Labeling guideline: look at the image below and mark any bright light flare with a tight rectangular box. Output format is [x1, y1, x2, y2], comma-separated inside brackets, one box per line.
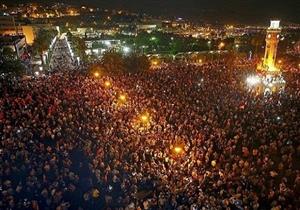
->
[218, 42, 225, 49]
[94, 72, 100, 77]
[246, 75, 261, 86]
[140, 114, 149, 123]
[123, 46, 130, 54]
[138, 111, 151, 124]
[151, 60, 158, 66]
[104, 81, 111, 88]
[174, 146, 183, 154]
[132, 111, 152, 131]
[119, 94, 126, 102]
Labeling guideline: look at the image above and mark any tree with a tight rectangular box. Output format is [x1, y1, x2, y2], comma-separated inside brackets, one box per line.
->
[125, 54, 150, 73]
[1, 47, 16, 60]
[67, 32, 88, 63]
[0, 47, 26, 76]
[32, 29, 56, 65]
[88, 62, 104, 76]
[101, 50, 125, 73]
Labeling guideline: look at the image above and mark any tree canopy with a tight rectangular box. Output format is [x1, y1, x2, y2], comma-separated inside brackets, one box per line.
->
[67, 32, 88, 62]
[0, 47, 26, 76]
[89, 51, 150, 75]
[32, 29, 57, 64]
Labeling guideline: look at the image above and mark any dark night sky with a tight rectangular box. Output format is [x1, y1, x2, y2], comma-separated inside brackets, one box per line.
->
[4, 0, 300, 24]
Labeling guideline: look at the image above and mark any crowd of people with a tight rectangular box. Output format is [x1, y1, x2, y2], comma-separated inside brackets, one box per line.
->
[1, 60, 300, 210]
[49, 36, 77, 72]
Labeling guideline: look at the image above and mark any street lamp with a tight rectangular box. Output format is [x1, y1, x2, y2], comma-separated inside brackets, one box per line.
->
[140, 114, 149, 123]
[118, 94, 127, 102]
[140, 111, 151, 123]
[104, 81, 111, 88]
[150, 36, 156, 41]
[218, 42, 225, 49]
[171, 144, 185, 157]
[174, 146, 183, 154]
[123, 46, 130, 54]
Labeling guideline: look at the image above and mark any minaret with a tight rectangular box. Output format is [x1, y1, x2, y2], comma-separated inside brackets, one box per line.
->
[262, 20, 281, 73]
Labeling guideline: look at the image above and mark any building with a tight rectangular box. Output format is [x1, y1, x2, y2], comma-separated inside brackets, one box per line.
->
[85, 39, 121, 56]
[0, 15, 22, 35]
[21, 25, 35, 45]
[0, 35, 27, 58]
[1, 15, 55, 46]
[262, 20, 282, 73]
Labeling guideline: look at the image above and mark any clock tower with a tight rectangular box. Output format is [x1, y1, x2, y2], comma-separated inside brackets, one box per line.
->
[262, 20, 281, 73]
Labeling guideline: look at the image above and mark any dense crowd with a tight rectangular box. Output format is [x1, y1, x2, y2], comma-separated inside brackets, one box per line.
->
[49, 36, 77, 72]
[1, 61, 300, 210]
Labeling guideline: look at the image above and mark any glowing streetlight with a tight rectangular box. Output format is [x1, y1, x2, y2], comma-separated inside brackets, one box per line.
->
[119, 94, 126, 102]
[151, 59, 159, 67]
[140, 114, 149, 123]
[94, 72, 100, 77]
[152, 60, 158, 65]
[150, 36, 156, 41]
[104, 81, 111, 88]
[171, 144, 185, 157]
[123, 46, 130, 54]
[174, 146, 183, 154]
[218, 42, 225, 49]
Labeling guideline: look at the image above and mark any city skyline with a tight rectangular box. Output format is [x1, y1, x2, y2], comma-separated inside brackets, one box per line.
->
[3, 0, 300, 24]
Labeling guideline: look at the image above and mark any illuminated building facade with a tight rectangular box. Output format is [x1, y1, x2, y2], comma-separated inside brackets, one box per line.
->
[248, 20, 286, 95]
[0, 15, 22, 35]
[261, 20, 281, 73]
